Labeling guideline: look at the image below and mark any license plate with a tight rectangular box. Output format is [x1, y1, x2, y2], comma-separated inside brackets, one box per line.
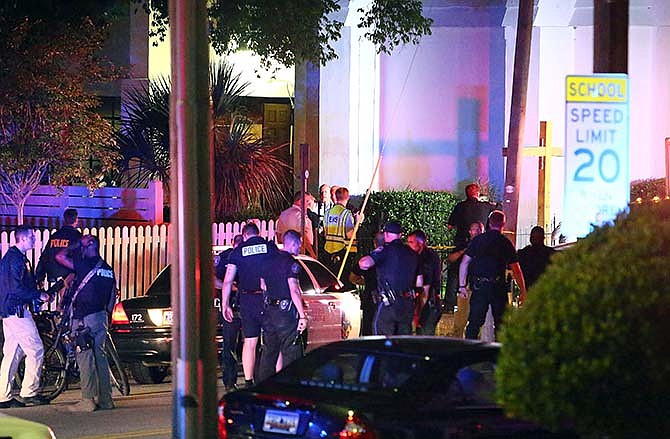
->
[262, 409, 299, 435]
[163, 310, 173, 326]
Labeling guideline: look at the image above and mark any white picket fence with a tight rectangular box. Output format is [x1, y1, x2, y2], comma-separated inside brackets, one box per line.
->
[0, 220, 278, 301]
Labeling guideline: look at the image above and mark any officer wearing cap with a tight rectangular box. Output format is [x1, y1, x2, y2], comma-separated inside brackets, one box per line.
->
[458, 210, 527, 340]
[215, 234, 243, 391]
[221, 222, 277, 387]
[256, 230, 308, 382]
[359, 221, 420, 336]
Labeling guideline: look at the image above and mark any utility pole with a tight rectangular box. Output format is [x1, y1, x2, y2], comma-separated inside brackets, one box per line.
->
[502, 0, 533, 243]
[594, 0, 628, 73]
[169, 0, 216, 438]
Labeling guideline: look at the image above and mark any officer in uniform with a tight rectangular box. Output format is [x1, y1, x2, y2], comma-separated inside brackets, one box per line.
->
[359, 221, 420, 336]
[35, 208, 82, 304]
[56, 235, 117, 411]
[214, 234, 243, 390]
[0, 225, 51, 408]
[257, 230, 307, 382]
[458, 211, 527, 340]
[221, 222, 277, 387]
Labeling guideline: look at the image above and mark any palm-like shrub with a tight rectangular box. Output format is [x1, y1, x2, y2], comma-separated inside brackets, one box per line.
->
[496, 202, 670, 438]
[113, 60, 290, 220]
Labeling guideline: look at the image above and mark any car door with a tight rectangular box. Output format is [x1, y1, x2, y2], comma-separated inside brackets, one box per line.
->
[297, 258, 360, 350]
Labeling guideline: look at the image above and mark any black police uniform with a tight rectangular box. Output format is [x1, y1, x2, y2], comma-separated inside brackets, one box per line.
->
[256, 250, 302, 382]
[228, 236, 277, 339]
[370, 239, 420, 336]
[350, 262, 377, 336]
[35, 225, 82, 284]
[416, 246, 442, 335]
[464, 229, 518, 339]
[215, 247, 241, 388]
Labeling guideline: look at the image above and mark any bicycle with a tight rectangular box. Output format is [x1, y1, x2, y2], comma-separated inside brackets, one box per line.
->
[32, 310, 131, 401]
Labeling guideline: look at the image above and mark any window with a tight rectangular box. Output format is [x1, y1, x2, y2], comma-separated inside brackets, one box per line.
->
[446, 361, 497, 404]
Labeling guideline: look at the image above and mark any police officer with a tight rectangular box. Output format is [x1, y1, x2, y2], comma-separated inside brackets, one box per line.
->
[35, 208, 82, 303]
[215, 234, 243, 391]
[0, 225, 51, 408]
[359, 221, 420, 336]
[257, 230, 307, 382]
[221, 222, 277, 387]
[350, 232, 385, 336]
[56, 235, 117, 411]
[458, 211, 527, 340]
[407, 229, 442, 335]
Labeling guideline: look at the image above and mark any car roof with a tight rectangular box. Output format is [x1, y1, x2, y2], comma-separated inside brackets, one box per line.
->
[317, 336, 500, 357]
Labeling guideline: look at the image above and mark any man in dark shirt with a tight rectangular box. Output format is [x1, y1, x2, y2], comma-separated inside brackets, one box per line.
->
[458, 211, 527, 340]
[221, 222, 277, 387]
[56, 234, 117, 411]
[35, 208, 81, 303]
[359, 221, 420, 336]
[448, 184, 496, 248]
[350, 232, 384, 336]
[0, 225, 51, 408]
[214, 234, 243, 390]
[257, 230, 308, 382]
[518, 226, 556, 289]
[407, 229, 442, 335]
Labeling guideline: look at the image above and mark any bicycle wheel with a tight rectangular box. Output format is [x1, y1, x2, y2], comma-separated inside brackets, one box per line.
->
[38, 336, 67, 401]
[106, 333, 130, 396]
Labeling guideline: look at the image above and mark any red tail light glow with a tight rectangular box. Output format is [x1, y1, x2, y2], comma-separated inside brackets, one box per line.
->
[217, 400, 227, 439]
[339, 410, 376, 439]
[111, 302, 129, 325]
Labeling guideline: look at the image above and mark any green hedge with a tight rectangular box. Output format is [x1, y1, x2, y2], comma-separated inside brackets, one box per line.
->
[496, 201, 670, 438]
[354, 190, 458, 254]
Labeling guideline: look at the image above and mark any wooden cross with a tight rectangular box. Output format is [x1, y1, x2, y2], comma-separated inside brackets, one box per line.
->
[522, 121, 563, 232]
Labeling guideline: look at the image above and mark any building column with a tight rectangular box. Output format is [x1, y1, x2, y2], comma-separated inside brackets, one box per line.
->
[294, 61, 320, 195]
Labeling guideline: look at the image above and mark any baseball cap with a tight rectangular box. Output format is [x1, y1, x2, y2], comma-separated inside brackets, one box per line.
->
[383, 221, 402, 234]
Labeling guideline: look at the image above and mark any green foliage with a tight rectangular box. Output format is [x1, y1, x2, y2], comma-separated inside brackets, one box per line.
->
[0, 16, 120, 222]
[135, 0, 432, 68]
[496, 202, 670, 438]
[357, 190, 457, 254]
[630, 177, 666, 200]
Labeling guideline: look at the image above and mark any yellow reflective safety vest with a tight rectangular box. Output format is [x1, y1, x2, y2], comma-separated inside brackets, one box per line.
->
[323, 204, 357, 254]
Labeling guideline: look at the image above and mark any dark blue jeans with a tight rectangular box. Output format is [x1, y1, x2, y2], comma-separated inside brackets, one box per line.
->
[465, 278, 507, 340]
[219, 313, 241, 387]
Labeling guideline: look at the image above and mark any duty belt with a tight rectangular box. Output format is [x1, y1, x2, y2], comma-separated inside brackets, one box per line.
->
[471, 275, 503, 283]
[240, 290, 263, 295]
[265, 297, 292, 311]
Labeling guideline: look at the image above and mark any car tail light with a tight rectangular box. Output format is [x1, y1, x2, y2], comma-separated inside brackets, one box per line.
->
[339, 410, 376, 439]
[217, 400, 227, 439]
[111, 302, 130, 325]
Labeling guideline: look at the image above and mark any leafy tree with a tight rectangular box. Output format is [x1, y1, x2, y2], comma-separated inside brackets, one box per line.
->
[114, 60, 290, 221]
[0, 17, 120, 224]
[134, 0, 433, 68]
[496, 202, 670, 438]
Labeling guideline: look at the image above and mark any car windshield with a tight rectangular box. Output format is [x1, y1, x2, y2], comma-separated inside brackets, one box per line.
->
[147, 267, 170, 296]
[274, 347, 498, 404]
[299, 260, 342, 293]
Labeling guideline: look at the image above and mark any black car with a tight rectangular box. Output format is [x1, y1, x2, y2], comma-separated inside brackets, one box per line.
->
[218, 337, 574, 438]
[110, 255, 361, 384]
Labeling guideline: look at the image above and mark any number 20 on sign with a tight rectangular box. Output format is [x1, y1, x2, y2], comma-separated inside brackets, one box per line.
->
[563, 74, 630, 240]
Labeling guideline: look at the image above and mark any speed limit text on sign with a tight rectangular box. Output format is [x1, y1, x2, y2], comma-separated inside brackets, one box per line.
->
[563, 74, 629, 240]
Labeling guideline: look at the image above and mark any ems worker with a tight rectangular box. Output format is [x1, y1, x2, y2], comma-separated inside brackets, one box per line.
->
[56, 235, 117, 411]
[215, 234, 243, 391]
[323, 187, 362, 277]
[257, 230, 307, 382]
[458, 211, 527, 341]
[221, 223, 277, 387]
[35, 208, 82, 303]
[0, 225, 51, 408]
[359, 221, 420, 336]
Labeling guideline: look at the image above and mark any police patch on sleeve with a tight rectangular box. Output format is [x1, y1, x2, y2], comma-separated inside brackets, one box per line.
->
[290, 262, 301, 275]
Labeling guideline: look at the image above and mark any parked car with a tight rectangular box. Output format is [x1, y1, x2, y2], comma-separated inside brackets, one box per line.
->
[218, 336, 576, 439]
[110, 255, 361, 384]
[0, 413, 57, 439]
